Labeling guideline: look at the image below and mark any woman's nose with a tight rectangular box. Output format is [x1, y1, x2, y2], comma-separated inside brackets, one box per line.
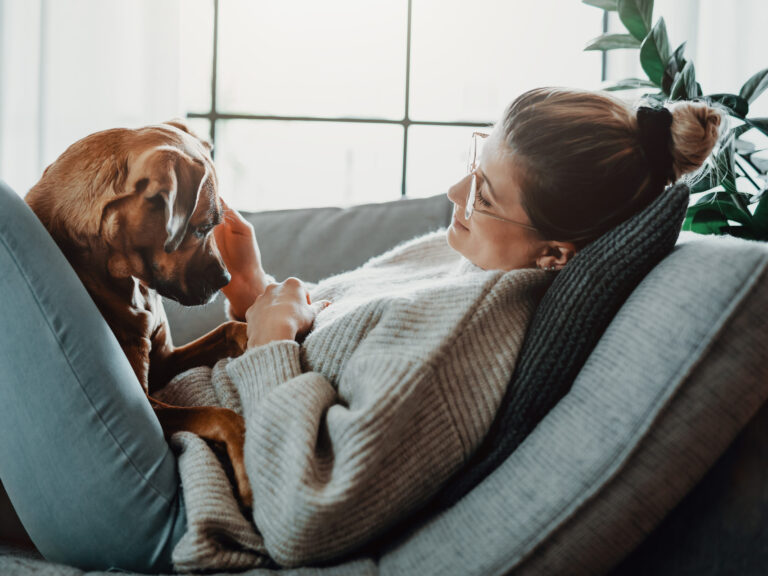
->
[447, 173, 471, 206]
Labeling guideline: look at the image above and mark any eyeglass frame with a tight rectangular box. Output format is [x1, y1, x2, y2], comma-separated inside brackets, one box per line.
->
[465, 131, 539, 232]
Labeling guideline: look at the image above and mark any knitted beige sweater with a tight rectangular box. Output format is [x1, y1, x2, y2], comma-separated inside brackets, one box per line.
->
[157, 230, 551, 572]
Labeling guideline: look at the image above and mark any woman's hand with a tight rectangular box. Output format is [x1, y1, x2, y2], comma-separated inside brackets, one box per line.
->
[244, 278, 329, 349]
[214, 197, 271, 320]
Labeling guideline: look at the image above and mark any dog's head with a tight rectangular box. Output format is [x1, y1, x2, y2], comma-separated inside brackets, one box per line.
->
[28, 120, 231, 306]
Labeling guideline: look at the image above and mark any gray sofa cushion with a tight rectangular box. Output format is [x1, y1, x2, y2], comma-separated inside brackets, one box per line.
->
[378, 233, 768, 575]
[164, 195, 452, 345]
[611, 307, 768, 575]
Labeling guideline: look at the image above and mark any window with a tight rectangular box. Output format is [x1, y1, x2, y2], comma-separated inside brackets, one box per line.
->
[183, 0, 604, 210]
[0, 0, 603, 207]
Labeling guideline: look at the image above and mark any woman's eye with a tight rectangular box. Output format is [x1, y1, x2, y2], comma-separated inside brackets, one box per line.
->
[477, 188, 492, 208]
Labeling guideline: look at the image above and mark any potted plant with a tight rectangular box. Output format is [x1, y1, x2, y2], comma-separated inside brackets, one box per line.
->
[583, 0, 768, 240]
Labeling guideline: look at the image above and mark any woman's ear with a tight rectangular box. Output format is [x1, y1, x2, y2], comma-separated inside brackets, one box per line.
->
[535, 241, 577, 271]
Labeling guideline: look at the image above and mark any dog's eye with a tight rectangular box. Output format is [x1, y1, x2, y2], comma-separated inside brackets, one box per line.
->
[193, 226, 213, 239]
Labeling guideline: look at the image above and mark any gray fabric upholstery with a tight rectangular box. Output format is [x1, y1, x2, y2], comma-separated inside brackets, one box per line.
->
[164, 195, 452, 345]
[516, 243, 768, 575]
[610, 271, 768, 575]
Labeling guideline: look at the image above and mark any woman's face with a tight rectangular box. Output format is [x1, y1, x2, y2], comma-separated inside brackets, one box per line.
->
[446, 132, 555, 271]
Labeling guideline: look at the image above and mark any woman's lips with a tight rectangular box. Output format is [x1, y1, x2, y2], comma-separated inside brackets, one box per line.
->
[452, 215, 469, 231]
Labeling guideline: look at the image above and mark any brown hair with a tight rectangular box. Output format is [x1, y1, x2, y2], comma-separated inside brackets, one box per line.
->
[498, 87, 722, 246]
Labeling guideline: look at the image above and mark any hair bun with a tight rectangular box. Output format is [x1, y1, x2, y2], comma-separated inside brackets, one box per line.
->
[667, 101, 722, 179]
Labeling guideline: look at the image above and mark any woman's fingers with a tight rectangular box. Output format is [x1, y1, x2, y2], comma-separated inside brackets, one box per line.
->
[311, 300, 332, 312]
[246, 279, 331, 346]
[278, 277, 309, 303]
[217, 196, 255, 237]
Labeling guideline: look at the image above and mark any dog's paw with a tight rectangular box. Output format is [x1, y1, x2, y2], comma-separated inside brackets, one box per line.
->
[222, 409, 253, 508]
[223, 321, 249, 357]
[237, 471, 254, 509]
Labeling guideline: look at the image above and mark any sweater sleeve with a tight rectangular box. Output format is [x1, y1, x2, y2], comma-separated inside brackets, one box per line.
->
[224, 340, 468, 567]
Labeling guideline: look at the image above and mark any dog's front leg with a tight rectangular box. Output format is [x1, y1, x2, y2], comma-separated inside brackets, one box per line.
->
[154, 403, 252, 507]
[148, 321, 248, 393]
[123, 337, 152, 394]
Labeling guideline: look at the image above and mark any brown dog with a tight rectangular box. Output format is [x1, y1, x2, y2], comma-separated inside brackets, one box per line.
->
[25, 120, 252, 506]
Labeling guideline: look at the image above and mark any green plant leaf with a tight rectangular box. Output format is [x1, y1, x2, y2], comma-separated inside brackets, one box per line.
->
[739, 68, 768, 104]
[684, 195, 756, 236]
[707, 130, 738, 194]
[639, 17, 671, 86]
[601, 78, 657, 91]
[683, 207, 729, 235]
[689, 167, 719, 193]
[746, 117, 768, 137]
[618, 0, 654, 41]
[662, 42, 686, 95]
[642, 91, 667, 105]
[582, 0, 619, 10]
[721, 225, 760, 240]
[585, 33, 642, 50]
[733, 122, 754, 139]
[707, 93, 749, 119]
[753, 192, 768, 236]
[692, 192, 754, 226]
[669, 60, 697, 101]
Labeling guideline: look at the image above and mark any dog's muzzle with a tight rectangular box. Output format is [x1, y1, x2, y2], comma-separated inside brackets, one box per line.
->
[156, 264, 231, 306]
[203, 263, 232, 294]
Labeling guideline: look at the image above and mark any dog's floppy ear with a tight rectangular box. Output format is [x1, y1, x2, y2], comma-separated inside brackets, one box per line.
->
[164, 118, 194, 134]
[164, 119, 213, 152]
[133, 146, 207, 252]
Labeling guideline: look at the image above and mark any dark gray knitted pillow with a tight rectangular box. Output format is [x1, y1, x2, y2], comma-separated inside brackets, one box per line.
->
[437, 182, 691, 508]
[370, 183, 690, 555]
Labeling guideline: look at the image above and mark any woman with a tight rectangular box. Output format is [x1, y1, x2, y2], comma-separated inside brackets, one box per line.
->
[164, 87, 721, 570]
[0, 87, 721, 572]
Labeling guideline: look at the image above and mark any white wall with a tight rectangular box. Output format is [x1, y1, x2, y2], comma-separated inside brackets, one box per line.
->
[0, 0, 188, 196]
[606, 0, 768, 117]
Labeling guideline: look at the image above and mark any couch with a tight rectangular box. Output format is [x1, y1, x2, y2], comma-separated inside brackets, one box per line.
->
[1, 184, 768, 575]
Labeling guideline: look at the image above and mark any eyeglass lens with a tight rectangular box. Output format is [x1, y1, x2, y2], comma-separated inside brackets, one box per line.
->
[465, 133, 486, 220]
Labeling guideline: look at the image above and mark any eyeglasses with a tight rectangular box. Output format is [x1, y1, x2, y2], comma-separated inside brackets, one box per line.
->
[465, 131, 538, 232]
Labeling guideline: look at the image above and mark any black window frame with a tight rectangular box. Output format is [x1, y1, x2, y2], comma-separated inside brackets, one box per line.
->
[187, 0, 608, 198]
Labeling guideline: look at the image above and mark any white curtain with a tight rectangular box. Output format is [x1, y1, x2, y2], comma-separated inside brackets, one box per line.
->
[0, 0, 186, 196]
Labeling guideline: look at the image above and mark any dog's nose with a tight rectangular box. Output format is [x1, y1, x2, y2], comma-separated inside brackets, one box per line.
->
[206, 264, 231, 291]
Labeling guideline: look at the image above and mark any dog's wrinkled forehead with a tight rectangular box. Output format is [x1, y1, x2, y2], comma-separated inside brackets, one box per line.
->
[130, 123, 213, 170]
[125, 123, 220, 252]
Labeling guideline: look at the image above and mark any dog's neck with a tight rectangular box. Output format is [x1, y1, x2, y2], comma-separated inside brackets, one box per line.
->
[58, 236, 159, 337]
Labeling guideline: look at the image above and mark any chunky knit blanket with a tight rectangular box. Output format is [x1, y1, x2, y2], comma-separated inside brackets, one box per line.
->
[156, 230, 552, 572]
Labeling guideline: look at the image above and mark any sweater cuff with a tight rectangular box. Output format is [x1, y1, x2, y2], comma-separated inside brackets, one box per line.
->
[226, 340, 302, 410]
